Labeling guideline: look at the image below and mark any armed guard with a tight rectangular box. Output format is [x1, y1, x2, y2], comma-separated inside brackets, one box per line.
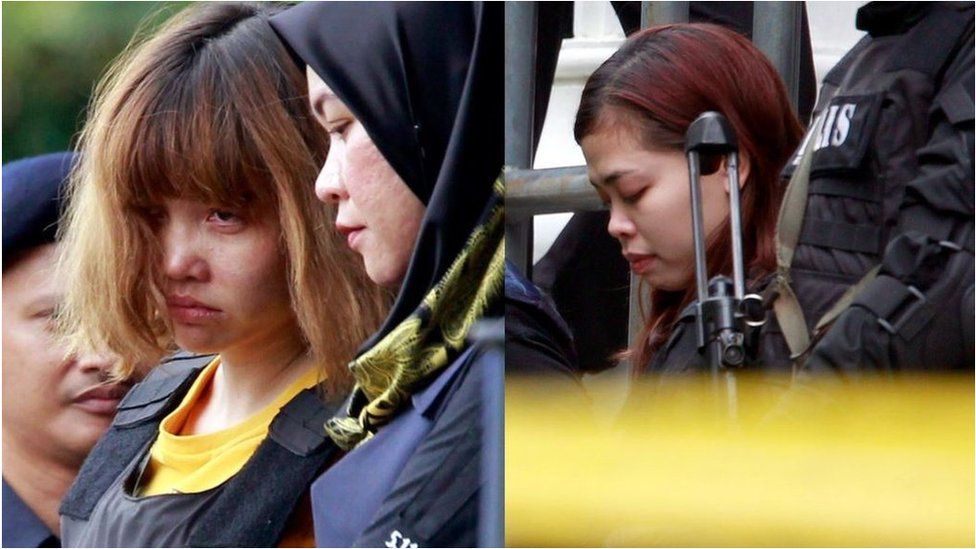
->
[772, 2, 974, 374]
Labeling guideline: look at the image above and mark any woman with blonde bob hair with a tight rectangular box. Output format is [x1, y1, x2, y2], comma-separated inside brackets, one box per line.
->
[56, 3, 387, 546]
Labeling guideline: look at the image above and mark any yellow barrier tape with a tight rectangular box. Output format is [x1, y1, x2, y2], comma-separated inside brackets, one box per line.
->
[506, 375, 974, 547]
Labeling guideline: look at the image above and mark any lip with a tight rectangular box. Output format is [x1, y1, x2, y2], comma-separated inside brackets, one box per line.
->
[167, 295, 222, 324]
[335, 223, 366, 251]
[73, 382, 131, 416]
[624, 252, 657, 275]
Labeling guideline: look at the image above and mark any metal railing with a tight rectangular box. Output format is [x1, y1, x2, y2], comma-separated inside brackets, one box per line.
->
[504, 1, 804, 349]
[504, 1, 538, 276]
[506, 166, 599, 218]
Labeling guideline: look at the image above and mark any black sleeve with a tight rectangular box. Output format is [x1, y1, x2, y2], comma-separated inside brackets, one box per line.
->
[898, 24, 975, 233]
[505, 298, 582, 387]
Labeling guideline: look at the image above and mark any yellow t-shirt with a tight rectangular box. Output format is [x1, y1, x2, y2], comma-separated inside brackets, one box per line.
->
[140, 357, 321, 496]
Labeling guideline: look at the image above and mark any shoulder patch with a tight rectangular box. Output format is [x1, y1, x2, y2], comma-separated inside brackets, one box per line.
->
[809, 94, 884, 176]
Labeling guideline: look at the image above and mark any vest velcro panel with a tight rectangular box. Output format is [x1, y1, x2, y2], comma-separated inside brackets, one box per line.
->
[59, 353, 210, 520]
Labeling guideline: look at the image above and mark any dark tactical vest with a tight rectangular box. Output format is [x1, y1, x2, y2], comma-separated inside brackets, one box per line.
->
[60, 352, 344, 547]
[772, 2, 974, 369]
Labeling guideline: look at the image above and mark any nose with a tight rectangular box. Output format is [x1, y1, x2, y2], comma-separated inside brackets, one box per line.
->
[607, 204, 636, 241]
[315, 145, 347, 204]
[162, 224, 209, 282]
[76, 351, 116, 380]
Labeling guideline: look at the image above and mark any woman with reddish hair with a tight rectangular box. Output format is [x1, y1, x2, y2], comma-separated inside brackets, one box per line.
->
[575, 23, 803, 375]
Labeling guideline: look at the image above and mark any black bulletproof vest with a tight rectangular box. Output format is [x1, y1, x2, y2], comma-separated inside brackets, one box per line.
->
[60, 353, 344, 547]
[782, 3, 974, 329]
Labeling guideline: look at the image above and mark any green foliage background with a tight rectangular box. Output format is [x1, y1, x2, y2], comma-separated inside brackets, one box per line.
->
[3, 1, 186, 164]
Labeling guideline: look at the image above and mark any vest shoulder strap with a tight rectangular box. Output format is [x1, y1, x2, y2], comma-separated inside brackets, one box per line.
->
[114, 352, 214, 427]
[773, 124, 819, 361]
[813, 265, 882, 334]
[59, 352, 210, 520]
[773, 124, 883, 365]
[189, 385, 346, 547]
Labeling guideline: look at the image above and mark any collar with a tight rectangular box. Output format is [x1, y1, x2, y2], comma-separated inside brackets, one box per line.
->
[856, 2, 930, 36]
[2, 478, 59, 547]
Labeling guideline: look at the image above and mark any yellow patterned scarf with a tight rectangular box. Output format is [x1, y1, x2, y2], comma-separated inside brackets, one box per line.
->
[325, 178, 505, 450]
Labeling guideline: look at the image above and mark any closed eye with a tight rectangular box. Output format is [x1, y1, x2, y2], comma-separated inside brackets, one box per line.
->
[621, 187, 646, 205]
[326, 119, 350, 139]
[33, 305, 62, 332]
[33, 307, 57, 320]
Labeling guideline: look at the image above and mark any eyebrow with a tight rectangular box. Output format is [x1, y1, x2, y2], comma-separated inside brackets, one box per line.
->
[591, 168, 634, 188]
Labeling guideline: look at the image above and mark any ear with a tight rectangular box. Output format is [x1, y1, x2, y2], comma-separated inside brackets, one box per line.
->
[721, 152, 751, 194]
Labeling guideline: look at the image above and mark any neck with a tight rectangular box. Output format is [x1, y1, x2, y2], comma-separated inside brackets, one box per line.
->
[184, 320, 314, 433]
[2, 431, 79, 536]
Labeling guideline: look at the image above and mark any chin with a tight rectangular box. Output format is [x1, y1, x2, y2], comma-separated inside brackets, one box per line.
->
[645, 274, 687, 293]
[59, 417, 113, 460]
[173, 331, 223, 355]
[364, 260, 405, 288]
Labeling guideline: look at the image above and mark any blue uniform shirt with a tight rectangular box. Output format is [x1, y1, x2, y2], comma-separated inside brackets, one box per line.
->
[3, 478, 59, 547]
[310, 346, 478, 547]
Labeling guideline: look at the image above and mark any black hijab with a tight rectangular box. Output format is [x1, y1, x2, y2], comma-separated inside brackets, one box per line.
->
[270, 2, 503, 350]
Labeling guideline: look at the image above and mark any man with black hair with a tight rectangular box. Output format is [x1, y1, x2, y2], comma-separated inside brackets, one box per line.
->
[2, 153, 127, 547]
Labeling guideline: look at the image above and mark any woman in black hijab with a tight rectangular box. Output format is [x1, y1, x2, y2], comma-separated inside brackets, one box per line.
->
[270, 3, 503, 547]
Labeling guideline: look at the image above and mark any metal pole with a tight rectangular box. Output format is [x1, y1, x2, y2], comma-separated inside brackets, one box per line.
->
[505, 166, 603, 218]
[504, 2, 538, 276]
[752, 1, 802, 110]
[473, 319, 505, 548]
[687, 150, 709, 305]
[641, 1, 689, 27]
[726, 152, 745, 300]
[628, 272, 648, 358]
[505, 220, 533, 276]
